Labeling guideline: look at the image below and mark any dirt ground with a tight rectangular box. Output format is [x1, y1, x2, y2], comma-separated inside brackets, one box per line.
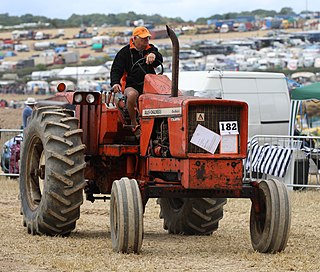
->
[1, 176, 320, 272]
[0, 94, 52, 131]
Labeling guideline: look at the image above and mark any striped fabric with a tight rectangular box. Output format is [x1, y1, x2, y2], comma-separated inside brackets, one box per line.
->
[289, 100, 301, 136]
[246, 142, 293, 178]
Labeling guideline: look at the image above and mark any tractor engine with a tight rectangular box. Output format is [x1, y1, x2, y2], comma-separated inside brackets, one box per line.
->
[151, 119, 170, 157]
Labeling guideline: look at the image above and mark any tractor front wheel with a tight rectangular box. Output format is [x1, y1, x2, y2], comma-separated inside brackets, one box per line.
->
[110, 177, 143, 253]
[250, 179, 291, 253]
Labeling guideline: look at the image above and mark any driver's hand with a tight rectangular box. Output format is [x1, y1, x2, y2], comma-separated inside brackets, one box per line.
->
[146, 53, 156, 65]
[112, 84, 121, 93]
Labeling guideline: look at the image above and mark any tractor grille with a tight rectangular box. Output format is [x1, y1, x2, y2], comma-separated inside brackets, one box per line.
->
[187, 104, 242, 154]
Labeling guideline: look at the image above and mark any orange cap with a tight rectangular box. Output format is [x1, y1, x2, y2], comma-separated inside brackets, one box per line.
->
[133, 26, 151, 38]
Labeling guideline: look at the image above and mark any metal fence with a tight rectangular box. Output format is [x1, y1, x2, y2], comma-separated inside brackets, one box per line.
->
[245, 135, 320, 190]
[0, 129, 23, 177]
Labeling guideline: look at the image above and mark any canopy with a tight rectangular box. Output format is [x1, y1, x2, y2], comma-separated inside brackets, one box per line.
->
[291, 82, 320, 100]
[57, 65, 108, 81]
[289, 82, 320, 135]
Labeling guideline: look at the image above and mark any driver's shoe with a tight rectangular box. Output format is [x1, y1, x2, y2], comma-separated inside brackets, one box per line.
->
[132, 125, 141, 141]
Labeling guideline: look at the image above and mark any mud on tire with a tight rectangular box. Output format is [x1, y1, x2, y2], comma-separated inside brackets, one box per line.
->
[110, 177, 143, 253]
[157, 197, 227, 235]
[250, 179, 291, 253]
[20, 106, 86, 236]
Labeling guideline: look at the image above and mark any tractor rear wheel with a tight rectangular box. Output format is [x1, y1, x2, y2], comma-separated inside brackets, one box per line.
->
[110, 177, 143, 253]
[157, 197, 227, 235]
[250, 179, 291, 253]
[20, 106, 86, 236]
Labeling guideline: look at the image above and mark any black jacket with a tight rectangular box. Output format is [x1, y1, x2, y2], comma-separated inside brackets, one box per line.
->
[110, 39, 163, 93]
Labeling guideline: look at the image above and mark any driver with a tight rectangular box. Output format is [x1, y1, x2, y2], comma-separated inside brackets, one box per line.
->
[110, 26, 163, 136]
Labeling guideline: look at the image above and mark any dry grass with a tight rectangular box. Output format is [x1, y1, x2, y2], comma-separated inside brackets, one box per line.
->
[1, 177, 320, 272]
[0, 94, 52, 129]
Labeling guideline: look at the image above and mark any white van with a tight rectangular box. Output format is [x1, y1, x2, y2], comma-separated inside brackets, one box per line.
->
[170, 71, 290, 138]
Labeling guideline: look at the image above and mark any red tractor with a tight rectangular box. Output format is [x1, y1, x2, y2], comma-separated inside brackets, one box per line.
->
[19, 26, 291, 254]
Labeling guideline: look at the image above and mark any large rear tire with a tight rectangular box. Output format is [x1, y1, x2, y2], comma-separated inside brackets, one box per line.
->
[250, 179, 291, 253]
[110, 177, 143, 253]
[20, 106, 86, 236]
[157, 197, 227, 235]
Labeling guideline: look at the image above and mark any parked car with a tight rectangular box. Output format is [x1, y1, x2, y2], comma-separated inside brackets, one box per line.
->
[1, 134, 23, 174]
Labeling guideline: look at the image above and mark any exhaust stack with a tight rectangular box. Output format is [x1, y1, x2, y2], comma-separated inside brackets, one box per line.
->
[166, 25, 179, 97]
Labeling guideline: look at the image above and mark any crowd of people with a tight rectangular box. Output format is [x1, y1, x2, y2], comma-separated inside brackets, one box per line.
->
[0, 83, 25, 94]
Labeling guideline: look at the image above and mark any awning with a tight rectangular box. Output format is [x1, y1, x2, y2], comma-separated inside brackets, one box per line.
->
[289, 82, 320, 135]
[291, 82, 320, 100]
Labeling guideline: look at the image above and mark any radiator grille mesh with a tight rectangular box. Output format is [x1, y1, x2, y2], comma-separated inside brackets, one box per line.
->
[188, 104, 241, 153]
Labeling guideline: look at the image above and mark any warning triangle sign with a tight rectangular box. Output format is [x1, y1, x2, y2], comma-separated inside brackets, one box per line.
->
[196, 113, 205, 121]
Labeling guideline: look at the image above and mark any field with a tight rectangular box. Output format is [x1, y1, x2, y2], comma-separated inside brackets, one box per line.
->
[1, 177, 320, 272]
[1, 96, 320, 271]
[0, 94, 51, 129]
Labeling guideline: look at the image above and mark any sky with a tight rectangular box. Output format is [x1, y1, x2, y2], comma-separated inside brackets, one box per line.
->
[1, 0, 318, 21]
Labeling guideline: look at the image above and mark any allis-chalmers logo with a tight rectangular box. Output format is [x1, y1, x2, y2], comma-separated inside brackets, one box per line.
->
[142, 107, 181, 117]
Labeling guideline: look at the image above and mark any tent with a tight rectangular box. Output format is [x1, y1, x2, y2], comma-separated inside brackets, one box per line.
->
[5, 51, 17, 57]
[291, 82, 320, 100]
[291, 72, 316, 84]
[54, 46, 66, 53]
[91, 43, 103, 52]
[289, 82, 320, 135]
[26, 80, 50, 94]
[57, 66, 108, 81]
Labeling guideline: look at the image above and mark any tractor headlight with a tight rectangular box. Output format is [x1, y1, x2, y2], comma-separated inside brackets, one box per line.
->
[74, 94, 83, 103]
[86, 94, 95, 104]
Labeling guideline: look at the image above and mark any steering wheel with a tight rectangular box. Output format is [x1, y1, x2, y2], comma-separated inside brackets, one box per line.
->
[131, 57, 164, 76]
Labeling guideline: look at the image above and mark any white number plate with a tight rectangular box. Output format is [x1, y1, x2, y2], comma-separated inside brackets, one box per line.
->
[219, 121, 238, 135]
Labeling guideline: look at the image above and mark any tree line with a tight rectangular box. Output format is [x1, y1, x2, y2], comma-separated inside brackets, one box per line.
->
[0, 7, 310, 28]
